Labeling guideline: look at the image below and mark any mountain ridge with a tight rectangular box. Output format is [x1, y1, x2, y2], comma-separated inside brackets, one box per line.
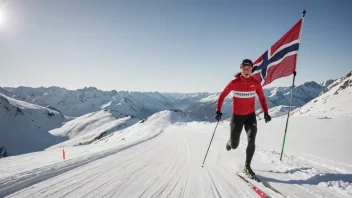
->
[0, 78, 335, 121]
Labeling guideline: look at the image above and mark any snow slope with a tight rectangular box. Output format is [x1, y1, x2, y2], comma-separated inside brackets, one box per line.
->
[95, 109, 194, 145]
[48, 110, 140, 148]
[1, 110, 351, 197]
[293, 71, 352, 116]
[0, 94, 67, 156]
[0, 109, 195, 197]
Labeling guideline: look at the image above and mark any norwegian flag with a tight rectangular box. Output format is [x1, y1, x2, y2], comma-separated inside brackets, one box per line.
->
[252, 19, 303, 86]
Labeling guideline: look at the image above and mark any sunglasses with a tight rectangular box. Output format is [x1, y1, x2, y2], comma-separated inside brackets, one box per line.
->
[241, 65, 253, 70]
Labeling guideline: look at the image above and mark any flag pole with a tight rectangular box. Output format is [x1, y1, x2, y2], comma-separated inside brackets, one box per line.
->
[280, 10, 306, 161]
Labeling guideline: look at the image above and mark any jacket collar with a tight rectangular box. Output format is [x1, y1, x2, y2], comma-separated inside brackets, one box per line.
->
[239, 75, 252, 81]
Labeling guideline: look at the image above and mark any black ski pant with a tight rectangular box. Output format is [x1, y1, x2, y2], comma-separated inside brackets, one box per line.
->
[229, 112, 257, 165]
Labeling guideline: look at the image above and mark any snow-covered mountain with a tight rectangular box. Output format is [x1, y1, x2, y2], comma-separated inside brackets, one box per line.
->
[0, 87, 12, 97]
[0, 94, 68, 156]
[3, 86, 174, 119]
[293, 71, 352, 116]
[49, 110, 140, 148]
[0, 78, 334, 123]
[161, 92, 215, 110]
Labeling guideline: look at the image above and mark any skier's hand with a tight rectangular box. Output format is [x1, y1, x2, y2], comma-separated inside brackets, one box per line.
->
[264, 113, 271, 123]
[215, 111, 222, 121]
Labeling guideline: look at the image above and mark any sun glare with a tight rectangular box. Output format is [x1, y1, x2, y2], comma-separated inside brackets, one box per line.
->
[0, 10, 5, 27]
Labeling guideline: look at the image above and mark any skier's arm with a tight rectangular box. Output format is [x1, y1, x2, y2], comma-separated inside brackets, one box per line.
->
[256, 84, 269, 114]
[216, 81, 233, 112]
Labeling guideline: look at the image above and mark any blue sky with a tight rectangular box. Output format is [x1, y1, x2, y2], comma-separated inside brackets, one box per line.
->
[0, 0, 351, 93]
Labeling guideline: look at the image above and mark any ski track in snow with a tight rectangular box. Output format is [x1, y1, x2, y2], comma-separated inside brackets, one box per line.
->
[3, 124, 351, 198]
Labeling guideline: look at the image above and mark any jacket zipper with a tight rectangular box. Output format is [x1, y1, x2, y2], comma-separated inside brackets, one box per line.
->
[246, 79, 248, 91]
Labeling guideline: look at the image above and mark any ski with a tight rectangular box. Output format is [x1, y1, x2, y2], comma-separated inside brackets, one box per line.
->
[252, 175, 286, 197]
[236, 173, 269, 198]
[229, 165, 286, 197]
[242, 171, 286, 197]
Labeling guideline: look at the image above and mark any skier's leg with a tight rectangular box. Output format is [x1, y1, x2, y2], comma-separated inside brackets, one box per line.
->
[244, 113, 257, 165]
[242, 113, 258, 177]
[229, 114, 244, 149]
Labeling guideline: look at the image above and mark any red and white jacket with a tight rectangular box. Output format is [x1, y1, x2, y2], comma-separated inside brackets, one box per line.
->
[216, 75, 269, 115]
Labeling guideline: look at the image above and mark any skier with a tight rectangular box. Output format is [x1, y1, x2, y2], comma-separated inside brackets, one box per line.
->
[215, 59, 271, 178]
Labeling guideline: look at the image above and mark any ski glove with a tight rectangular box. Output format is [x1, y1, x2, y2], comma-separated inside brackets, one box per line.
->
[264, 113, 271, 123]
[215, 111, 222, 121]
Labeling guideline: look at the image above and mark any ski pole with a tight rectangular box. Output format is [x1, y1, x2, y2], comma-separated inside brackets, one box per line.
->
[201, 120, 220, 167]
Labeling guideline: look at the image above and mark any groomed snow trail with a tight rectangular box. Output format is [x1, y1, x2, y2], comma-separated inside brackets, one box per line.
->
[6, 124, 348, 198]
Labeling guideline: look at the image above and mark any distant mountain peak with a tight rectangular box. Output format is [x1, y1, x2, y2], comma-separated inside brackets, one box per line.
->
[78, 87, 99, 92]
[319, 79, 335, 87]
[302, 81, 321, 89]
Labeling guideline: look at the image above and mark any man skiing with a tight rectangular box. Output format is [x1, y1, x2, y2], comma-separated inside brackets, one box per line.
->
[215, 59, 271, 178]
